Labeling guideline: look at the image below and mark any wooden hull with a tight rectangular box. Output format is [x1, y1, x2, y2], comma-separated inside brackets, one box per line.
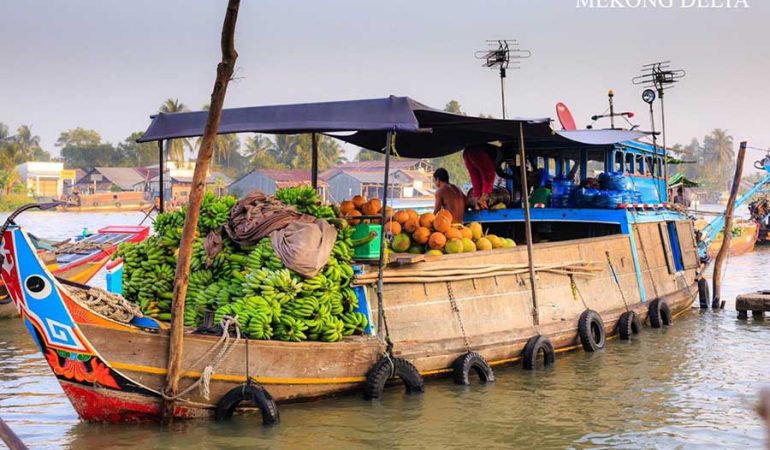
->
[0, 219, 700, 422]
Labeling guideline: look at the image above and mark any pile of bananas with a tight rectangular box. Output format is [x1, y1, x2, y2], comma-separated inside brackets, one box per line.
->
[114, 187, 367, 343]
[275, 185, 336, 219]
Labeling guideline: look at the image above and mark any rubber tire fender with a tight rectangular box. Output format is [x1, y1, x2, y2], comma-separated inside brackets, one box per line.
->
[364, 356, 425, 400]
[522, 335, 555, 370]
[698, 278, 710, 308]
[617, 311, 642, 340]
[451, 352, 495, 385]
[648, 299, 672, 328]
[215, 383, 280, 425]
[578, 309, 606, 352]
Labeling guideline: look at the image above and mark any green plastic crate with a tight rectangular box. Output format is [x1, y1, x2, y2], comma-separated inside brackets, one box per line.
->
[351, 223, 382, 260]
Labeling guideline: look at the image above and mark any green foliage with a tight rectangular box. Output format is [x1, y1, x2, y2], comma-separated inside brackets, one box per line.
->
[431, 100, 470, 186]
[242, 133, 346, 171]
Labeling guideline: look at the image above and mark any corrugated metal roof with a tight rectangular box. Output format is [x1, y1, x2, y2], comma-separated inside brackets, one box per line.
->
[333, 171, 403, 184]
[76, 167, 145, 191]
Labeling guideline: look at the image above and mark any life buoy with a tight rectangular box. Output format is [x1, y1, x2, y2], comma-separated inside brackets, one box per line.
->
[698, 278, 710, 309]
[214, 383, 280, 425]
[451, 352, 495, 385]
[617, 311, 642, 340]
[363, 356, 424, 400]
[521, 335, 555, 370]
[578, 309, 606, 352]
[648, 299, 672, 328]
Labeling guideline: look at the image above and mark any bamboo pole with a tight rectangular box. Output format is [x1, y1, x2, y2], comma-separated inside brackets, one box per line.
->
[712, 141, 746, 309]
[0, 418, 27, 450]
[518, 123, 539, 326]
[311, 133, 318, 190]
[162, 0, 241, 423]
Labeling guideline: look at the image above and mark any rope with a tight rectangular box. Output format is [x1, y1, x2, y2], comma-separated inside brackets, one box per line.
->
[54, 240, 111, 256]
[156, 316, 242, 402]
[69, 286, 142, 323]
[446, 281, 470, 352]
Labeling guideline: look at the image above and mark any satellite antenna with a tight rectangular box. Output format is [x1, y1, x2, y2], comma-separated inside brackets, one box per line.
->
[555, 102, 577, 131]
[632, 61, 686, 182]
[475, 40, 531, 119]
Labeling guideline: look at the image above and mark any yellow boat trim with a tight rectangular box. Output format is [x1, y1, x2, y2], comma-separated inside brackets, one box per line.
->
[109, 361, 366, 385]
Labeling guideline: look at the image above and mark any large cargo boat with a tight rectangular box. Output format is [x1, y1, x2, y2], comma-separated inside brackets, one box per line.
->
[0, 97, 709, 422]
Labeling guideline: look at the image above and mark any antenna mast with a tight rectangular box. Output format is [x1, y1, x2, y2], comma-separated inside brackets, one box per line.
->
[632, 61, 686, 183]
[475, 40, 531, 119]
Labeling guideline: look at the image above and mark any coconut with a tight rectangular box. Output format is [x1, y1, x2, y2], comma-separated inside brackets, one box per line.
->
[361, 199, 381, 216]
[469, 222, 483, 240]
[428, 232, 447, 250]
[391, 233, 412, 253]
[445, 238, 463, 254]
[408, 244, 424, 254]
[476, 237, 493, 251]
[351, 195, 367, 209]
[393, 210, 410, 225]
[425, 249, 443, 256]
[413, 226, 431, 244]
[384, 220, 401, 236]
[433, 210, 453, 232]
[459, 226, 473, 240]
[339, 200, 356, 216]
[461, 238, 476, 252]
[406, 209, 419, 224]
[346, 209, 362, 225]
[506, 238, 517, 248]
[419, 213, 435, 229]
[445, 227, 463, 240]
[403, 218, 419, 234]
[487, 234, 503, 249]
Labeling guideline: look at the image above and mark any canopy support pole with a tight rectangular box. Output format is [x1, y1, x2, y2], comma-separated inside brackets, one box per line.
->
[518, 123, 539, 326]
[158, 140, 165, 213]
[376, 132, 393, 344]
[162, 0, 241, 423]
[311, 133, 319, 190]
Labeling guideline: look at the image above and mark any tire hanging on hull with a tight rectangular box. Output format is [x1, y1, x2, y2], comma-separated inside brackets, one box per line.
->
[648, 299, 672, 328]
[215, 383, 280, 425]
[521, 335, 555, 370]
[363, 356, 425, 400]
[617, 311, 642, 340]
[451, 352, 495, 385]
[578, 310, 606, 352]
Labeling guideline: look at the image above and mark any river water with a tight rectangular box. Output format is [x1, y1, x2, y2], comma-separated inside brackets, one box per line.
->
[1, 211, 769, 449]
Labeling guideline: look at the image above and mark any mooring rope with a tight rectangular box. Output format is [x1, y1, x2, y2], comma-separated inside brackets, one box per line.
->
[69, 286, 142, 323]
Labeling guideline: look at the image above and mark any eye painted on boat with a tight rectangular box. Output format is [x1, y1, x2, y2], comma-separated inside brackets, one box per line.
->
[24, 275, 52, 300]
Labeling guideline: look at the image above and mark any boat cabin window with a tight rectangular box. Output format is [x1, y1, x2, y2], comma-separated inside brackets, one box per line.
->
[586, 150, 605, 178]
[625, 153, 634, 173]
[482, 221, 622, 244]
[614, 151, 624, 173]
[635, 155, 644, 175]
[645, 156, 655, 176]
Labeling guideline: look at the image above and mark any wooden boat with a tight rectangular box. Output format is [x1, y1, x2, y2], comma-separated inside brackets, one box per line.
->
[0, 226, 148, 318]
[696, 219, 758, 258]
[0, 97, 707, 423]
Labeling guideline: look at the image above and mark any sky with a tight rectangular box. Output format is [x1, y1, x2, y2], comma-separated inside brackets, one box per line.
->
[2, 0, 768, 169]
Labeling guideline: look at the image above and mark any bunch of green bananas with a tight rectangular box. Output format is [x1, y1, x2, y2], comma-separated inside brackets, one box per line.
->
[197, 192, 236, 234]
[275, 186, 336, 219]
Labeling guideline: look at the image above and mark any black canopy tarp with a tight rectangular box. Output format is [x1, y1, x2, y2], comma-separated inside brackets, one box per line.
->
[137, 95, 646, 158]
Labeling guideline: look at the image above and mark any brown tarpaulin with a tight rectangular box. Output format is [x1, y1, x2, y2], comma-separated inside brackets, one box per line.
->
[224, 190, 312, 246]
[271, 219, 337, 277]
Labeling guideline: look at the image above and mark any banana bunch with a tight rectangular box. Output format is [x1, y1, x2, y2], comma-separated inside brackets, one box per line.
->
[198, 192, 236, 234]
[275, 186, 337, 219]
[274, 315, 309, 342]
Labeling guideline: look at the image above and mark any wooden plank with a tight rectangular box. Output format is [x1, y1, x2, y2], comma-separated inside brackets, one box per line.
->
[676, 221, 700, 269]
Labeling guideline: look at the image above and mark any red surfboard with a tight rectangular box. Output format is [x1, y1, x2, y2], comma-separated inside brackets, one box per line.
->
[556, 102, 577, 131]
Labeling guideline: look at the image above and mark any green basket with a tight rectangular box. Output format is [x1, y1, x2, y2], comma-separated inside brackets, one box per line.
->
[352, 223, 382, 260]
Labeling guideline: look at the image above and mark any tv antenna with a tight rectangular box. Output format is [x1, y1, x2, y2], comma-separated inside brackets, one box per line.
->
[475, 40, 531, 119]
[632, 61, 686, 183]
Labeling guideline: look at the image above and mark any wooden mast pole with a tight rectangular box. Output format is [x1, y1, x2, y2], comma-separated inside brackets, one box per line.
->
[162, 0, 241, 422]
[712, 141, 746, 309]
[311, 133, 319, 190]
[518, 123, 539, 325]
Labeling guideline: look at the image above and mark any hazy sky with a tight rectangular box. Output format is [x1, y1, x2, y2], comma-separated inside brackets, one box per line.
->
[2, 0, 768, 168]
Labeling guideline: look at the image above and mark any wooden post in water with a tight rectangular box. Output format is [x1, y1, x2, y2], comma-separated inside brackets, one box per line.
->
[162, 0, 241, 422]
[0, 418, 27, 450]
[712, 141, 746, 309]
[518, 123, 539, 326]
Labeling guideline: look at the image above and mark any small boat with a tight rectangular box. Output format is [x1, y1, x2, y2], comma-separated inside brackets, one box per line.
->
[706, 220, 758, 258]
[0, 97, 708, 422]
[0, 225, 149, 318]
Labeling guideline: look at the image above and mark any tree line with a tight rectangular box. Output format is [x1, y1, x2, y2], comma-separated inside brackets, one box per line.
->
[672, 128, 740, 192]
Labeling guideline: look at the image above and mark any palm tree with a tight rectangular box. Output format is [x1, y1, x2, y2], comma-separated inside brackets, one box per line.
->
[244, 134, 283, 169]
[159, 98, 193, 163]
[704, 129, 734, 188]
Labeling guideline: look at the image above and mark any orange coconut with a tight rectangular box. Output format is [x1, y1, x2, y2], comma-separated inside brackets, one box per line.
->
[433, 209, 453, 233]
[393, 210, 410, 225]
[428, 232, 447, 250]
[419, 212, 435, 229]
[351, 195, 367, 210]
[346, 209, 362, 225]
[339, 200, 356, 216]
[445, 227, 463, 240]
[413, 226, 431, 244]
[384, 220, 402, 235]
[403, 218, 419, 234]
